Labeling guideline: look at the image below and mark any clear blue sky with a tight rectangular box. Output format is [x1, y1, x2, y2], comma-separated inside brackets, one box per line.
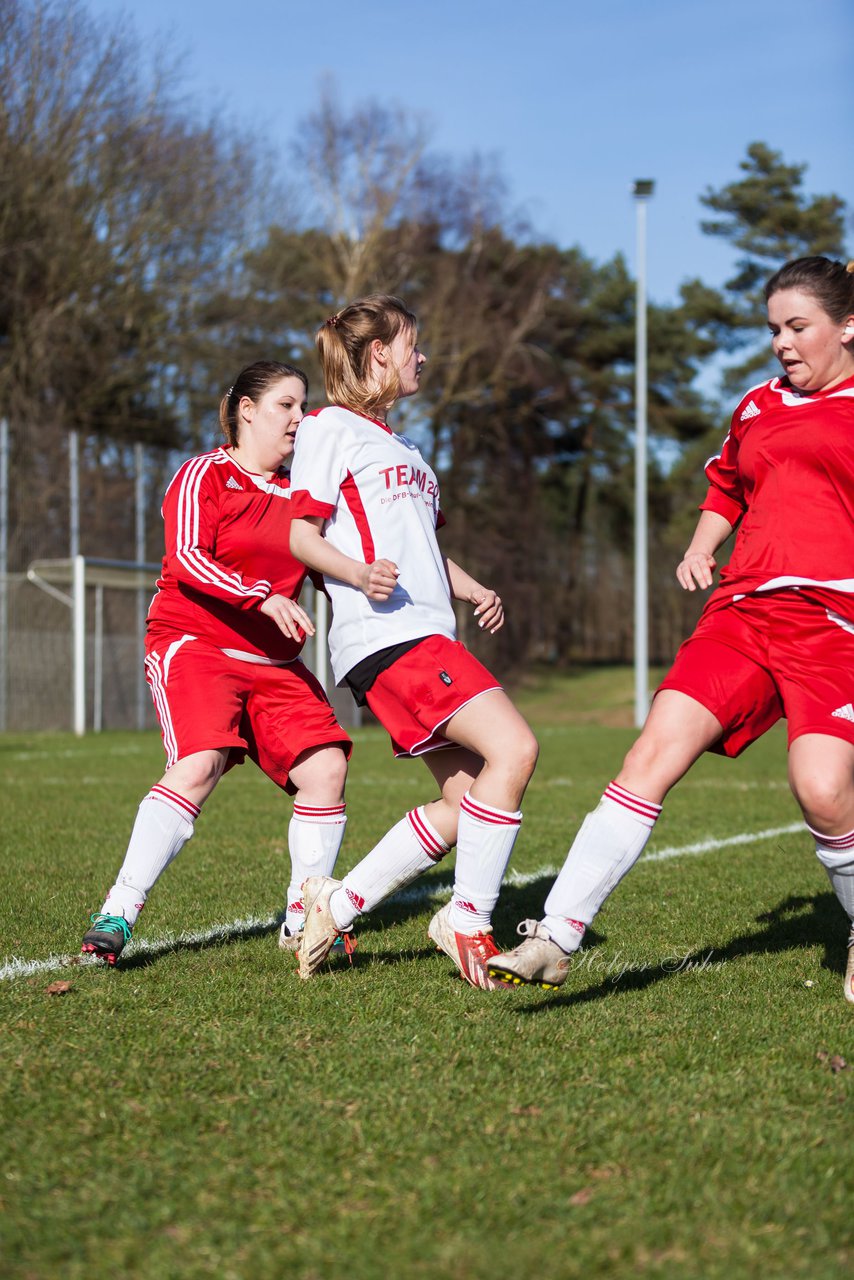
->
[92, 0, 853, 304]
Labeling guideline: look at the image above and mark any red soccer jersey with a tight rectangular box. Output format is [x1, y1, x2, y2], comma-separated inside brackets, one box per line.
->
[147, 447, 310, 660]
[700, 372, 854, 618]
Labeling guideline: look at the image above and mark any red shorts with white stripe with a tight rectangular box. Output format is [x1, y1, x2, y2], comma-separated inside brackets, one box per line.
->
[658, 592, 854, 757]
[144, 631, 351, 792]
[365, 634, 502, 757]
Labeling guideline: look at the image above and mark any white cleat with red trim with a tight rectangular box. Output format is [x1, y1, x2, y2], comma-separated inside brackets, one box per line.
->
[298, 877, 357, 978]
[427, 902, 512, 991]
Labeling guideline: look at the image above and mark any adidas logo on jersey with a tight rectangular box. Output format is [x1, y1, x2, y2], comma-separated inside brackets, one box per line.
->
[226, 476, 242, 490]
[831, 703, 854, 723]
[740, 400, 760, 421]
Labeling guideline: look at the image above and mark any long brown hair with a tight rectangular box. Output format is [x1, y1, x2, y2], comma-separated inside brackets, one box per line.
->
[316, 294, 417, 417]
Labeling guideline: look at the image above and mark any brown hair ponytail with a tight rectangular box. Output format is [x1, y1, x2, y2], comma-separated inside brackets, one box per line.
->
[316, 294, 417, 417]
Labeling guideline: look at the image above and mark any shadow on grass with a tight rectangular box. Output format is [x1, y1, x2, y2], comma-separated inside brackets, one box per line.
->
[110, 882, 844, 999]
[116, 917, 282, 971]
[111, 873, 564, 972]
[512, 890, 846, 1014]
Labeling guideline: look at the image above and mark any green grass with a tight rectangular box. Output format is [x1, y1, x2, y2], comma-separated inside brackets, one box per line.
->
[1, 668, 851, 1279]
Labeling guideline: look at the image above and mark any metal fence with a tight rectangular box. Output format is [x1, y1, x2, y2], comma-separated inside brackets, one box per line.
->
[0, 423, 349, 734]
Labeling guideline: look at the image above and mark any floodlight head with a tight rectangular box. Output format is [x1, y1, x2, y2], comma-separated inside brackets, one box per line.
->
[632, 179, 655, 199]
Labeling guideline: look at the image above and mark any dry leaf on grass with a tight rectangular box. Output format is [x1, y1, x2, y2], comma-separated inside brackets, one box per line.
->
[44, 981, 73, 996]
[569, 1187, 595, 1206]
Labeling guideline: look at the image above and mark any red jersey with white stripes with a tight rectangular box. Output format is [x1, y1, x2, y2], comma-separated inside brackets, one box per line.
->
[700, 372, 854, 619]
[147, 447, 308, 661]
[289, 405, 456, 683]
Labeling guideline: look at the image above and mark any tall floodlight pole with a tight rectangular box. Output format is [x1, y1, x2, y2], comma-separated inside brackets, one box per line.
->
[135, 443, 147, 730]
[69, 430, 81, 731]
[69, 430, 80, 558]
[632, 180, 654, 729]
[0, 419, 8, 731]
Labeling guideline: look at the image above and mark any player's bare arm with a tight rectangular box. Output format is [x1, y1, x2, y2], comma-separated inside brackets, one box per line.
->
[444, 557, 504, 633]
[676, 511, 734, 592]
[291, 515, 399, 602]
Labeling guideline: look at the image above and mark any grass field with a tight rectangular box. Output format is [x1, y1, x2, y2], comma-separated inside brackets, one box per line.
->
[1, 668, 851, 1279]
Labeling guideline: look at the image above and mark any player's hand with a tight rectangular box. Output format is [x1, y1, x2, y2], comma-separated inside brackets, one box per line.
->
[359, 559, 399, 601]
[676, 551, 716, 591]
[260, 593, 316, 639]
[471, 586, 504, 634]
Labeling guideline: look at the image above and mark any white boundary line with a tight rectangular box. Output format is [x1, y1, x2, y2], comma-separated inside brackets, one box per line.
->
[644, 821, 802, 863]
[0, 822, 805, 983]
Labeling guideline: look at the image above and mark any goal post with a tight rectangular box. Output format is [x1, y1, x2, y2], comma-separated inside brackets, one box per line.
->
[23, 556, 333, 735]
[27, 556, 161, 736]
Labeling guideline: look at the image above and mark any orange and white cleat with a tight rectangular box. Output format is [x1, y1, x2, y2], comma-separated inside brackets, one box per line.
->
[427, 902, 512, 991]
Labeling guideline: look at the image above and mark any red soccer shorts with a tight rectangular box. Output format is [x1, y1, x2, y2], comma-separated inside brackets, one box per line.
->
[365, 634, 502, 757]
[144, 632, 351, 792]
[658, 592, 854, 757]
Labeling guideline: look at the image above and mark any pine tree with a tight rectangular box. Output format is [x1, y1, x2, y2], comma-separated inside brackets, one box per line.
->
[687, 142, 849, 389]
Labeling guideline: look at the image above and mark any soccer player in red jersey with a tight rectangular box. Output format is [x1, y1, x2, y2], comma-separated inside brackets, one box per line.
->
[289, 295, 538, 988]
[81, 362, 352, 965]
[490, 256, 854, 1002]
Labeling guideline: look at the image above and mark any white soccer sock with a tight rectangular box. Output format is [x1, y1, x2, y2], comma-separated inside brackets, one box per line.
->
[809, 823, 854, 920]
[542, 781, 661, 952]
[330, 807, 450, 931]
[450, 791, 522, 934]
[285, 802, 347, 934]
[101, 785, 200, 927]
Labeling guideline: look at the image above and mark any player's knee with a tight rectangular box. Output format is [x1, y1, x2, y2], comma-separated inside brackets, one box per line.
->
[495, 729, 538, 796]
[326, 749, 349, 795]
[516, 728, 539, 782]
[311, 744, 348, 785]
[792, 772, 851, 831]
[479, 723, 537, 782]
[292, 745, 348, 803]
[619, 732, 662, 787]
[169, 751, 223, 794]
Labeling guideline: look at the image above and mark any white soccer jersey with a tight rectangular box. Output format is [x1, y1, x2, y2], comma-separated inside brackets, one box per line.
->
[289, 405, 457, 682]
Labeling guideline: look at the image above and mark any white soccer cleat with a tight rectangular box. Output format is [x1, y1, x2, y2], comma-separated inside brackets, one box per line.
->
[487, 919, 573, 991]
[427, 902, 512, 991]
[845, 923, 854, 1006]
[278, 922, 302, 953]
[298, 877, 356, 979]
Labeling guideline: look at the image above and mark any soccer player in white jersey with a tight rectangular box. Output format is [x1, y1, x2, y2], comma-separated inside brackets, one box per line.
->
[490, 256, 854, 1003]
[81, 362, 352, 965]
[289, 294, 539, 989]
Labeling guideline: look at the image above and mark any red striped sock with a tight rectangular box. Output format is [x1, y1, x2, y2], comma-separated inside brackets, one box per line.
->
[543, 782, 662, 948]
[287, 803, 347, 929]
[451, 791, 522, 933]
[332, 808, 450, 930]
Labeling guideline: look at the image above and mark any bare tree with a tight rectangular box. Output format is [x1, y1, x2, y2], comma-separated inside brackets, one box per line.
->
[0, 0, 269, 564]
